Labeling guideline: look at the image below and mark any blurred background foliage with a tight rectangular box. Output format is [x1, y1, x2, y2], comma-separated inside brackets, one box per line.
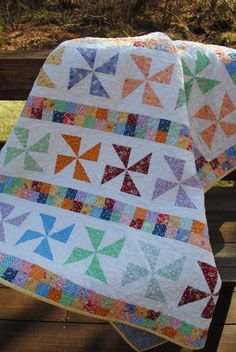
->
[0, 0, 235, 50]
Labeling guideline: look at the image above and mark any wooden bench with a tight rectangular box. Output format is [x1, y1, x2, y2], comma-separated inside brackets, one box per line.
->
[0, 51, 235, 351]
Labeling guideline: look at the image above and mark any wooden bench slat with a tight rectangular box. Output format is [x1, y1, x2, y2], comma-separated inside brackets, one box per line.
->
[0, 51, 49, 100]
[1, 283, 234, 324]
[0, 319, 235, 352]
[0, 288, 104, 323]
[207, 213, 236, 243]
[0, 321, 132, 352]
[213, 243, 236, 266]
[205, 187, 236, 211]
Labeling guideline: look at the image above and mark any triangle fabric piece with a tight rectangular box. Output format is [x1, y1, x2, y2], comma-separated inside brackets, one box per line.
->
[182, 175, 202, 188]
[95, 54, 119, 74]
[164, 155, 185, 182]
[139, 241, 160, 270]
[142, 82, 162, 107]
[195, 50, 211, 75]
[175, 185, 196, 209]
[219, 121, 236, 136]
[122, 78, 144, 99]
[34, 238, 53, 260]
[40, 213, 56, 235]
[0, 203, 14, 220]
[86, 255, 107, 283]
[64, 247, 93, 264]
[184, 78, 194, 103]
[178, 285, 209, 306]
[45, 47, 65, 65]
[90, 73, 109, 98]
[68, 68, 91, 90]
[50, 224, 75, 243]
[36, 68, 55, 88]
[198, 261, 218, 294]
[175, 88, 186, 109]
[101, 165, 124, 184]
[128, 153, 152, 174]
[149, 64, 174, 84]
[131, 54, 152, 78]
[24, 152, 43, 172]
[113, 144, 131, 168]
[196, 77, 220, 94]
[86, 227, 104, 250]
[15, 127, 29, 148]
[200, 124, 217, 148]
[0, 223, 5, 242]
[98, 238, 125, 258]
[145, 276, 166, 303]
[54, 155, 75, 174]
[16, 229, 43, 245]
[157, 257, 186, 281]
[79, 143, 101, 162]
[77, 48, 97, 69]
[4, 147, 25, 166]
[201, 297, 215, 319]
[152, 178, 178, 199]
[5, 212, 30, 226]
[28, 133, 50, 153]
[121, 172, 141, 196]
[73, 159, 90, 182]
[122, 263, 149, 286]
[62, 134, 81, 155]
[181, 59, 193, 76]
[193, 105, 216, 121]
[220, 92, 235, 118]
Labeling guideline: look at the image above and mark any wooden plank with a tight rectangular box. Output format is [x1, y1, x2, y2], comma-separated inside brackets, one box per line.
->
[217, 267, 236, 285]
[211, 326, 236, 352]
[0, 288, 104, 323]
[207, 213, 236, 243]
[0, 321, 132, 352]
[205, 187, 236, 212]
[213, 243, 236, 266]
[0, 51, 49, 100]
[0, 288, 65, 322]
[0, 319, 235, 352]
[0, 285, 234, 351]
[0, 282, 235, 324]
[225, 291, 236, 324]
[0, 282, 234, 325]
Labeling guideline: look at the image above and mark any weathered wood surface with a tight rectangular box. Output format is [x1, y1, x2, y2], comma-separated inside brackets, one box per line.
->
[0, 286, 235, 323]
[0, 286, 234, 351]
[0, 51, 49, 100]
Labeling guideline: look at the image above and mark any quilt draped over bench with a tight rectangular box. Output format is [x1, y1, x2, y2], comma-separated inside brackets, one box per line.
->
[0, 32, 235, 351]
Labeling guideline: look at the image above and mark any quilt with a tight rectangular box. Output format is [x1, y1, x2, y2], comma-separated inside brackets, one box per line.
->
[0, 32, 235, 351]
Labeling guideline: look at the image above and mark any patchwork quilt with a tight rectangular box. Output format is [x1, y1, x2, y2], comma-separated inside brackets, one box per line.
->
[0, 32, 235, 351]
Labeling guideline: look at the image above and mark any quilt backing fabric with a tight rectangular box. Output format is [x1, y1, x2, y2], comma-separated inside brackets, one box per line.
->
[0, 32, 235, 351]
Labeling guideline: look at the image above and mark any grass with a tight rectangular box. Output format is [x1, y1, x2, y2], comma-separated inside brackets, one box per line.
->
[0, 101, 25, 140]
